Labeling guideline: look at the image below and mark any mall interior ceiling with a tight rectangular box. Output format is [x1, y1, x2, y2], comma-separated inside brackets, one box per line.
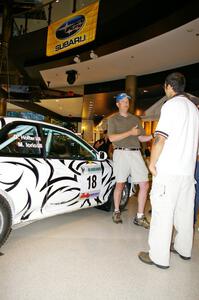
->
[0, 0, 199, 124]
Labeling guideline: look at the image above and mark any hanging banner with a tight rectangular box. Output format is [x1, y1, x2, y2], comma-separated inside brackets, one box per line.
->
[46, 1, 99, 57]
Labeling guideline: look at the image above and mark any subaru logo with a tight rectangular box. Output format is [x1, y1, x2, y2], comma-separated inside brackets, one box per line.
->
[56, 15, 85, 40]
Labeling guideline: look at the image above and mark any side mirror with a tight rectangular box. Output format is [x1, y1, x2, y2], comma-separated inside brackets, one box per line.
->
[97, 151, 107, 161]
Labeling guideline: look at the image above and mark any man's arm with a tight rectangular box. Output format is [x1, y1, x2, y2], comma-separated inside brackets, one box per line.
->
[108, 126, 141, 142]
[149, 134, 166, 176]
[93, 140, 103, 149]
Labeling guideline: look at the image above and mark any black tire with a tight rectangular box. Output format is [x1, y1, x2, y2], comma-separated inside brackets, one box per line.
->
[0, 196, 12, 249]
[98, 182, 130, 212]
[119, 182, 130, 210]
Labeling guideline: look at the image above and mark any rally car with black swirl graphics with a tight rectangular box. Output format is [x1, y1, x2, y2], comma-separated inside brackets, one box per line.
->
[0, 118, 130, 249]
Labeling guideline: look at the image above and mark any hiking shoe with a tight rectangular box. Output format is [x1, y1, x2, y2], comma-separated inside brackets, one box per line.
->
[112, 211, 123, 224]
[138, 252, 169, 269]
[170, 243, 191, 260]
[133, 215, 150, 229]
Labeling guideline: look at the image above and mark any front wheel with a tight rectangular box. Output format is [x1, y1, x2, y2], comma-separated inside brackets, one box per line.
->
[119, 182, 130, 210]
[0, 196, 12, 249]
[98, 182, 130, 211]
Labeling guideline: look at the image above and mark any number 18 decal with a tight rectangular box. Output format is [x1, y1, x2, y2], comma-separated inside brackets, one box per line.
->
[80, 165, 101, 195]
[87, 175, 97, 189]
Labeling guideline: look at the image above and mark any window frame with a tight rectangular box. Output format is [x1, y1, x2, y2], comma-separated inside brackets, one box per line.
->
[39, 124, 98, 161]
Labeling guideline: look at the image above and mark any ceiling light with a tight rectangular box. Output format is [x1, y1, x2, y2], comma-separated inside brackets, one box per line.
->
[73, 55, 81, 63]
[90, 50, 98, 59]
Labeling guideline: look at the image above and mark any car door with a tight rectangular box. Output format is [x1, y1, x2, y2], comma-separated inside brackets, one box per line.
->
[41, 125, 103, 215]
[0, 121, 49, 224]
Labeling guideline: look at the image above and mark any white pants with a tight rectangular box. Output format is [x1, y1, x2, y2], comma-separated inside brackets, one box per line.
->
[113, 149, 149, 183]
[149, 174, 195, 267]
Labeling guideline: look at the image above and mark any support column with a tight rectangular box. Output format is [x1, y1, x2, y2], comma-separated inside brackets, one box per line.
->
[81, 93, 94, 144]
[81, 119, 94, 144]
[0, 98, 7, 116]
[0, 84, 7, 116]
[125, 75, 137, 114]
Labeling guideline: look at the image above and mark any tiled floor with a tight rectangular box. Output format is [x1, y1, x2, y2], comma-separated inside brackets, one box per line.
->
[0, 196, 199, 300]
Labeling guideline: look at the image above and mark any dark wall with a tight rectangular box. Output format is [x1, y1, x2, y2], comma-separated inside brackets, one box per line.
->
[9, 0, 199, 67]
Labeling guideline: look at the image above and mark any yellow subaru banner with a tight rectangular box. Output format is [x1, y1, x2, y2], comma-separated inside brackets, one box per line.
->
[46, 1, 99, 56]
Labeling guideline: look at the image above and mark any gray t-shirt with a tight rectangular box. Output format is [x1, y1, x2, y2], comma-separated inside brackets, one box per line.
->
[107, 112, 145, 148]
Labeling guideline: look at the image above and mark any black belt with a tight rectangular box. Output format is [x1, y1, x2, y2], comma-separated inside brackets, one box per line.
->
[115, 147, 140, 151]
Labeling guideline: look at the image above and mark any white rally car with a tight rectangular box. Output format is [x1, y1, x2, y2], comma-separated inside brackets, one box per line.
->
[0, 117, 130, 249]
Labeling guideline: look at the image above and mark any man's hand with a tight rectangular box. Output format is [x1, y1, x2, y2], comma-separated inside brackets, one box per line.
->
[138, 134, 153, 142]
[98, 140, 104, 146]
[149, 134, 166, 177]
[129, 125, 141, 136]
[95, 140, 104, 149]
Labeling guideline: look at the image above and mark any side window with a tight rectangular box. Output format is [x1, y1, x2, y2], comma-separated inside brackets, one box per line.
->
[0, 124, 42, 157]
[42, 127, 96, 160]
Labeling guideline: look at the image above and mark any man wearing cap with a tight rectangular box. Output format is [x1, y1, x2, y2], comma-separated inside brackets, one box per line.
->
[108, 92, 153, 226]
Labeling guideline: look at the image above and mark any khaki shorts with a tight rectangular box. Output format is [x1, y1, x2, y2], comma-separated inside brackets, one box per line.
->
[113, 149, 149, 183]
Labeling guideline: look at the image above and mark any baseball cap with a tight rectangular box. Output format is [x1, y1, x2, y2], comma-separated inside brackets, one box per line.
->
[115, 93, 131, 102]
